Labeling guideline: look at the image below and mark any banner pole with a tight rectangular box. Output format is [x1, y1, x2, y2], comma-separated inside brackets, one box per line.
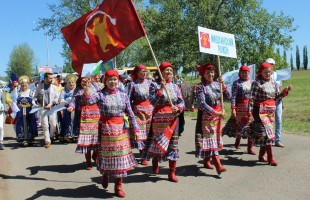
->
[144, 35, 173, 106]
[217, 55, 224, 114]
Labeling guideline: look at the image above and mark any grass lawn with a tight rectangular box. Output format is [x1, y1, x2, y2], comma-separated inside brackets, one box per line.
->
[184, 70, 310, 136]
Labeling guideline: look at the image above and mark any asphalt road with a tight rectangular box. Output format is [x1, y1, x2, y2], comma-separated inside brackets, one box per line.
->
[1, 117, 310, 200]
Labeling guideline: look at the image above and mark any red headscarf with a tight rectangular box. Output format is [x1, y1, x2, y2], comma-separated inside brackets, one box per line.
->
[131, 64, 147, 81]
[258, 62, 272, 80]
[239, 65, 250, 80]
[198, 63, 215, 76]
[104, 70, 119, 83]
[159, 62, 173, 72]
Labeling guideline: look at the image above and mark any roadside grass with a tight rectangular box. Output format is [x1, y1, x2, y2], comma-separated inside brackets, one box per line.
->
[184, 70, 310, 136]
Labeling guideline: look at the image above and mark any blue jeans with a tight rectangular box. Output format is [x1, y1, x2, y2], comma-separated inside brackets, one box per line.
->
[275, 100, 283, 143]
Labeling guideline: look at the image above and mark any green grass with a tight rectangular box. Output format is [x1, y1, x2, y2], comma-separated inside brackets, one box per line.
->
[184, 70, 310, 136]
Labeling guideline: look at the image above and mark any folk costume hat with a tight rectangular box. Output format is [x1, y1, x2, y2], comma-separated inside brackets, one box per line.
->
[239, 65, 250, 80]
[104, 69, 119, 83]
[131, 64, 146, 81]
[159, 62, 173, 72]
[18, 75, 30, 84]
[198, 63, 215, 76]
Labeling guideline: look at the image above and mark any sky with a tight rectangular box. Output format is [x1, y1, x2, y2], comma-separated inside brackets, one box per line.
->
[0, 0, 309, 77]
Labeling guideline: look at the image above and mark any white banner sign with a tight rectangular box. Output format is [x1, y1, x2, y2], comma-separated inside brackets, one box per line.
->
[38, 66, 52, 74]
[198, 26, 237, 58]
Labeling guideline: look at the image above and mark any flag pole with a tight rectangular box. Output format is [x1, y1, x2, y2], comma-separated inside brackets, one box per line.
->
[217, 55, 224, 114]
[144, 34, 173, 106]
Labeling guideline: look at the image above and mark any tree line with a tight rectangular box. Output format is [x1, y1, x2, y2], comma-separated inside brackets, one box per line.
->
[5, 0, 309, 79]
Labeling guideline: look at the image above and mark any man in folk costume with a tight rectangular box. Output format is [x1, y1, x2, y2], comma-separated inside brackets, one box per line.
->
[142, 62, 185, 182]
[34, 72, 59, 148]
[246, 62, 291, 166]
[195, 64, 230, 175]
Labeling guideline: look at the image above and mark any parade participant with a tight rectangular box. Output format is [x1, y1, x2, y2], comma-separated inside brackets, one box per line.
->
[266, 58, 285, 147]
[68, 76, 101, 169]
[0, 88, 6, 150]
[222, 66, 256, 154]
[195, 64, 230, 175]
[142, 62, 185, 182]
[77, 69, 139, 198]
[53, 77, 63, 141]
[34, 72, 59, 148]
[59, 74, 78, 143]
[15, 76, 38, 147]
[246, 62, 291, 166]
[127, 64, 154, 166]
[93, 74, 104, 87]
[5, 80, 19, 125]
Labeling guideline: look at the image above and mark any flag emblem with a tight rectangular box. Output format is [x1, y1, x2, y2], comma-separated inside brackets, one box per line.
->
[200, 32, 210, 48]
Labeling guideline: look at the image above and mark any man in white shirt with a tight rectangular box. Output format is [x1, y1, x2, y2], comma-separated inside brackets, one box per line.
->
[34, 72, 59, 148]
[265, 58, 284, 147]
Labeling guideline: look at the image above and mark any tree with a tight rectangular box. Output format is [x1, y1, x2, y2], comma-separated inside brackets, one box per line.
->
[290, 53, 294, 70]
[35, 0, 297, 74]
[303, 45, 308, 70]
[296, 45, 300, 70]
[6, 43, 36, 79]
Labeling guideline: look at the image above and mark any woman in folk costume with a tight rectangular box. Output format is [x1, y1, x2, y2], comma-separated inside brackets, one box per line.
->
[68, 76, 102, 170]
[59, 74, 78, 143]
[15, 76, 38, 147]
[142, 62, 185, 182]
[222, 66, 256, 154]
[127, 64, 154, 166]
[195, 64, 230, 175]
[79, 70, 139, 198]
[246, 62, 291, 166]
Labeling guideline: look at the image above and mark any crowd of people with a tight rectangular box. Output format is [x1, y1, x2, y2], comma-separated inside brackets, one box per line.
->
[0, 59, 292, 198]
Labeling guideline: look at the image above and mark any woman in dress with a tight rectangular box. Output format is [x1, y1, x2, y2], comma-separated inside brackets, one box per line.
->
[195, 64, 230, 175]
[68, 76, 102, 170]
[246, 62, 291, 166]
[78, 70, 139, 198]
[59, 74, 78, 143]
[127, 64, 154, 166]
[15, 76, 38, 147]
[142, 62, 185, 182]
[222, 66, 256, 154]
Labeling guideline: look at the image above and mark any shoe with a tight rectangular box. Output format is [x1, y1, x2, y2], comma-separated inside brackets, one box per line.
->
[275, 142, 285, 148]
[44, 142, 51, 149]
[0, 143, 4, 150]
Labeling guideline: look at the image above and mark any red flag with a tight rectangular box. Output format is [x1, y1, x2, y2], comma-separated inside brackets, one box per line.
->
[61, 0, 146, 74]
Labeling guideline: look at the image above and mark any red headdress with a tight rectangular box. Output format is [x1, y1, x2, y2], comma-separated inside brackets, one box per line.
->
[104, 70, 119, 83]
[198, 63, 215, 76]
[159, 62, 173, 72]
[131, 64, 147, 81]
[239, 65, 250, 80]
